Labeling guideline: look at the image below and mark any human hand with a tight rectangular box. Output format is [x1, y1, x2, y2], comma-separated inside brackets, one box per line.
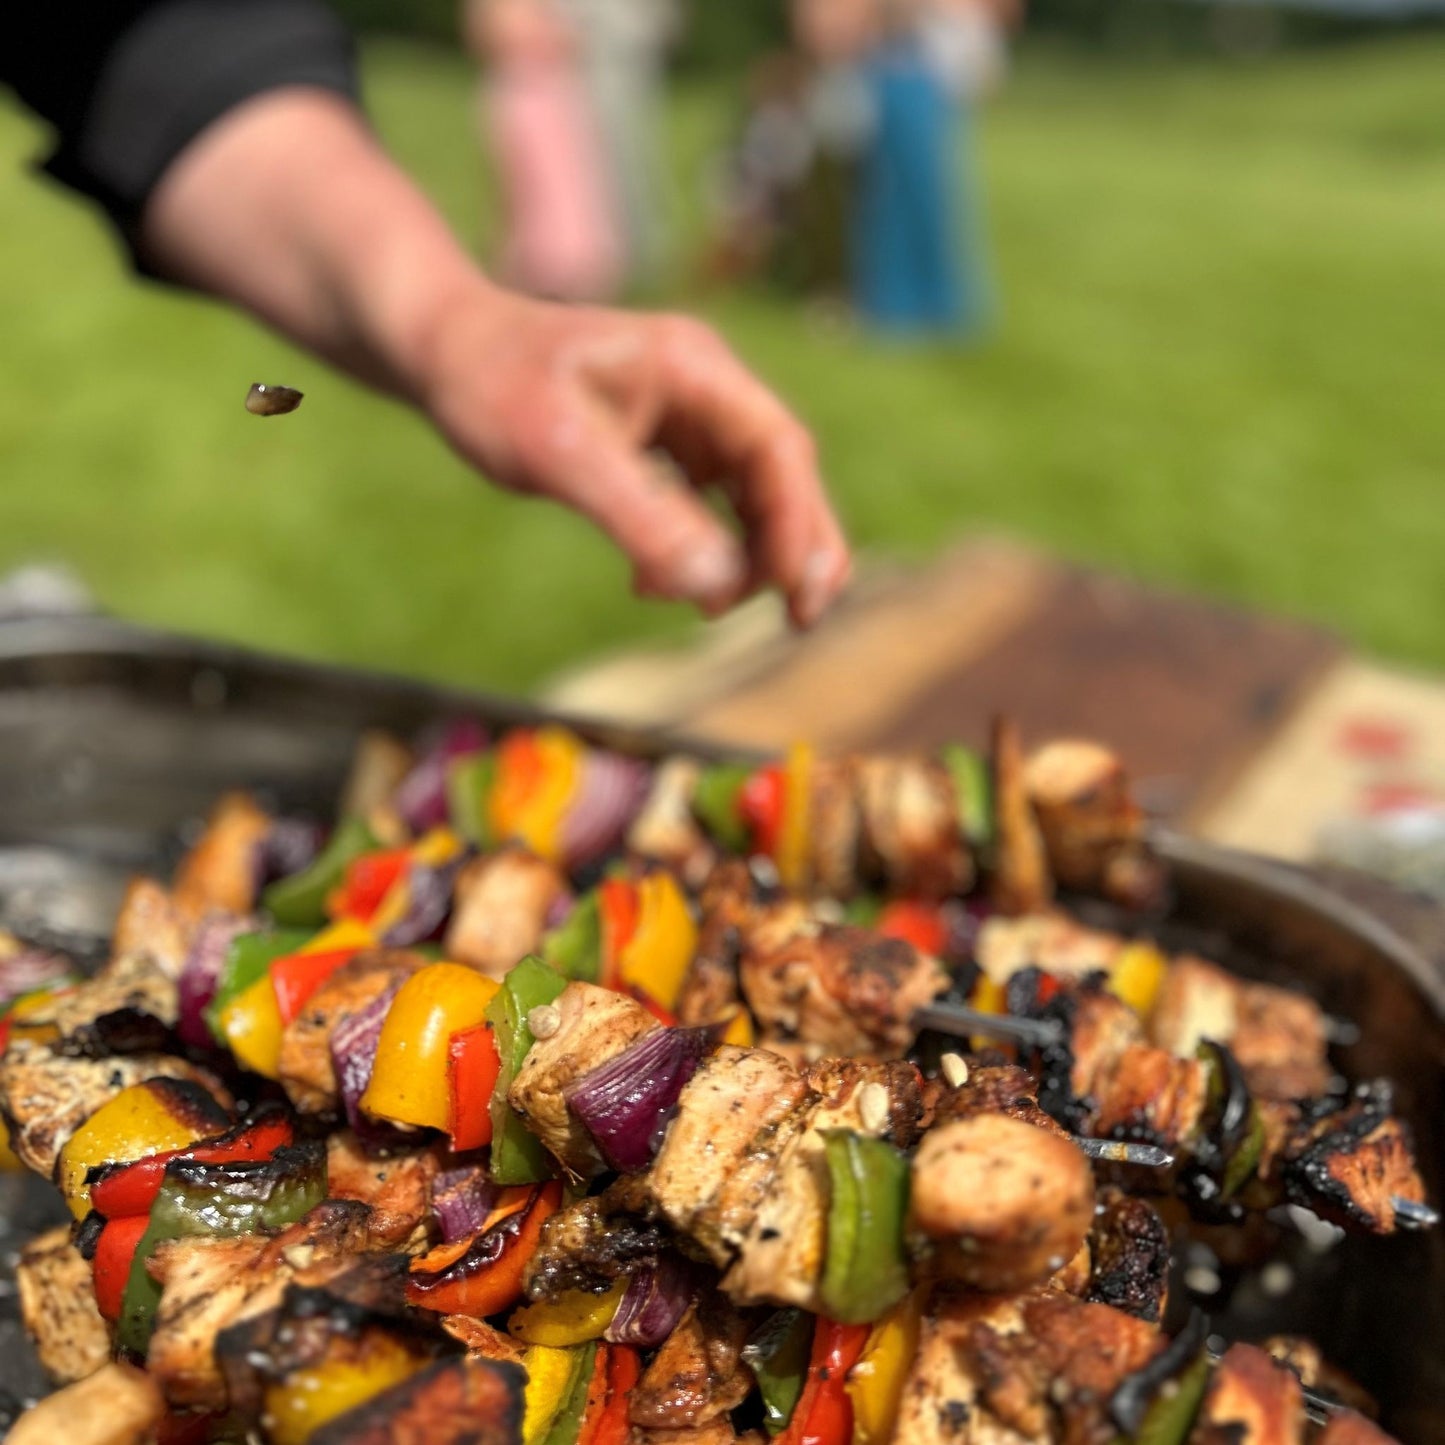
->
[418, 288, 852, 627]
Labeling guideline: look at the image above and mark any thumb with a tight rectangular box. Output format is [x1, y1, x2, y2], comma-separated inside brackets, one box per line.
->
[530, 404, 750, 614]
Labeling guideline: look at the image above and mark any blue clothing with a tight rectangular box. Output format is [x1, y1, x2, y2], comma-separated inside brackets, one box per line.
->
[852, 40, 993, 337]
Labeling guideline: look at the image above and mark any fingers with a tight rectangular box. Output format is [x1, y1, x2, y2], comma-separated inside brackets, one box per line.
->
[650, 316, 852, 628]
[518, 393, 751, 615]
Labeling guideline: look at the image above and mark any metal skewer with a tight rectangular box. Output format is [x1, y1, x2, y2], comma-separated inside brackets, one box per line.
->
[913, 1001, 1064, 1048]
[1393, 1196, 1441, 1229]
[1073, 1138, 1176, 1168]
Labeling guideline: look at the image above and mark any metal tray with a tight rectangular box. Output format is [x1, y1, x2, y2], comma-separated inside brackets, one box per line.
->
[0, 616, 1441, 1435]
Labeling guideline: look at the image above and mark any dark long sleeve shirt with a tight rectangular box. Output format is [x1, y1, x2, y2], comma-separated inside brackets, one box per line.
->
[3, 0, 358, 260]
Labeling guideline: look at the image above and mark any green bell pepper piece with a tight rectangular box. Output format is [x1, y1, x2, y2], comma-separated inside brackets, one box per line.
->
[819, 1130, 911, 1325]
[262, 815, 379, 927]
[446, 751, 497, 849]
[1129, 1352, 1210, 1445]
[843, 894, 883, 928]
[692, 763, 754, 854]
[1223, 1103, 1265, 1199]
[116, 1140, 327, 1357]
[539, 1341, 599, 1445]
[742, 1309, 812, 1436]
[543, 892, 602, 984]
[942, 744, 993, 851]
[204, 929, 313, 1043]
[486, 955, 567, 1185]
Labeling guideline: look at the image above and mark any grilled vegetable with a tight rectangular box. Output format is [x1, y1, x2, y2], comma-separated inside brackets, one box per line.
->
[264, 817, 380, 927]
[818, 1130, 911, 1324]
[486, 957, 567, 1184]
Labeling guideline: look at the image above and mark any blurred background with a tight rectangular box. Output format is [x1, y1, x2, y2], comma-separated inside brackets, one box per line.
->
[2, 0, 1445, 690]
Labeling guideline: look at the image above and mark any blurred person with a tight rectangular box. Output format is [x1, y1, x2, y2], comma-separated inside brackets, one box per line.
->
[851, 0, 1001, 337]
[465, 0, 623, 302]
[559, 0, 678, 288]
[1, 1, 850, 630]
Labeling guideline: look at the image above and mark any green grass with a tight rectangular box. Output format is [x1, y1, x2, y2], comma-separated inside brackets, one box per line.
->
[2, 37, 1444, 694]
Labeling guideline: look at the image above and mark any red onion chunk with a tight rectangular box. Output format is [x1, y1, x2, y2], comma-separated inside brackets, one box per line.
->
[330, 983, 414, 1150]
[561, 751, 651, 871]
[251, 817, 323, 895]
[177, 915, 252, 1049]
[380, 854, 468, 948]
[564, 1026, 712, 1173]
[0, 947, 73, 1010]
[544, 888, 576, 932]
[394, 719, 488, 834]
[604, 1256, 695, 1347]
[432, 1166, 497, 1243]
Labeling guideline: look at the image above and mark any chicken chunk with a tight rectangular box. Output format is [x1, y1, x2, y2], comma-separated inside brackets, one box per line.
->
[1190, 1344, 1304, 1445]
[722, 1060, 922, 1310]
[909, 1114, 1096, 1293]
[16, 1224, 109, 1385]
[442, 1315, 527, 1365]
[525, 1175, 674, 1300]
[3, 1362, 163, 1445]
[0, 1040, 224, 1177]
[627, 756, 717, 886]
[508, 983, 658, 1176]
[990, 718, 1052, 916]
[855, 755, 973, 898]
[1086, 1187, 1171, 1323]
[111, 877, 189, 980]
[326, 1130, 439, 1249]
[278, 950, 427, 1113]
[1316, 1413, 1399, 1445]
[146, 1200, 372, 1410]
[807, 757, 864, 898]
[43, 951, 177, 1056]
[172, 791, 271, 919]
[974, 912, 1124, 989]
[629, 1295, 752, 1430]
[741, 923, 949, 1059]
[338, 728, 414, 824]
[649, 1046, 811, 1268]
[1089, 1044, 1210, 1148]
[444, 847, 566, 978]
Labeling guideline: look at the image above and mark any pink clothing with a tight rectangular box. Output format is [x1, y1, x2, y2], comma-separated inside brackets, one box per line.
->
[487, 62, 622, 302]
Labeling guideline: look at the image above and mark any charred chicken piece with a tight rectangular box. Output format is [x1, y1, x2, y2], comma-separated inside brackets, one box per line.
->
[444, 846, 567, 978]
[630, 757, 719, 887]
[172, 791, 271, 920]
[16, 1223, 110, 1385]
[1190, 1343, 1304, 1445]
[326, 1131, 440, 1250]
[909, 1113, 1096, 1294]
[1024, 738, 1162, 909]
[110, 877, 189, 980]
[854, 755, 975, 899]
[991, 717, 1053, 916]
[2, 1362, 163, 1445]
[807, 756, 865, 898]
[740, 920, 949, 1060]
[38, 952, 177, 1058]
[629, 1292, 753, 1430]
[525, 1174, 674, 1301]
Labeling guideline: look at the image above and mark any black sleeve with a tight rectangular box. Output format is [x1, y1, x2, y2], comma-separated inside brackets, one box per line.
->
[3, 0, 359, 263]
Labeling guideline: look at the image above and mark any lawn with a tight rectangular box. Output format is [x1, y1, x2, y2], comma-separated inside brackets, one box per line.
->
[1, 37, 1444, 695]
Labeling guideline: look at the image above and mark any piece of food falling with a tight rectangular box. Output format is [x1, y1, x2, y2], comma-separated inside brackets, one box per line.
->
[246, 383, 304, 416]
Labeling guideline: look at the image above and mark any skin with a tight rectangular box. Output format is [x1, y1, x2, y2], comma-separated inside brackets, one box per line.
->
[140, 90, 851, 627]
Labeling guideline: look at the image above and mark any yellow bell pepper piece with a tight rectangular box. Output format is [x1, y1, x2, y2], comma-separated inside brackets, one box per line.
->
[264, 1333, 421, 1445]
[58, 1083, 209, 1219]
[219, 971, 287, 1080]
[489, 728, 583, 863]
[5, 985, 72, 1047]
[412, 827, 464, 867]
[618, 872, 698, 1013]
[509, 1280, 626, 1347]
[360, 963, 500, 1130]
[302, 918, 377, 955]
[967, 973, 1008, 1052]
[522, 1344, 579, 1445]
[777, 742, 814, 891]
[1107, 942, 1168, 1020]
[847, 1288, 924, 1445]
[0, 1120, 22, 1173]
[368, 831, 464, 938]
[721, 1008, 755, 1049]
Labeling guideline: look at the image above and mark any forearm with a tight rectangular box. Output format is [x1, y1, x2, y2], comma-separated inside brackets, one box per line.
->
[139, 88, 494, 400]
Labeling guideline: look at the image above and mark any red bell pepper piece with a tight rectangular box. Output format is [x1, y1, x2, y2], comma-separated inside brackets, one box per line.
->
[91, 1213, 150, 1322]
[0, 1016, 11, 1054]
[406, 1179, 562, 1316]
[598, 879, 639, 990]
[581, 1344, 640, 1445]
[328, 847, 411, 924]
[270, 947, 363, 1025]
[88, 1113, 294, 1220]
[777, 1318, 871, 1445]
[448, 1022, 502, 1152]
[739, 765, 785, 860]
[1034, 972, 1063, 1006]
[877, 901, 948, 958]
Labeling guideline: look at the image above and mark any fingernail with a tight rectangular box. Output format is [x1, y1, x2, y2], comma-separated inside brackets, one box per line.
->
[669, 542, 746, 608]
[796, 549, 843, 628]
